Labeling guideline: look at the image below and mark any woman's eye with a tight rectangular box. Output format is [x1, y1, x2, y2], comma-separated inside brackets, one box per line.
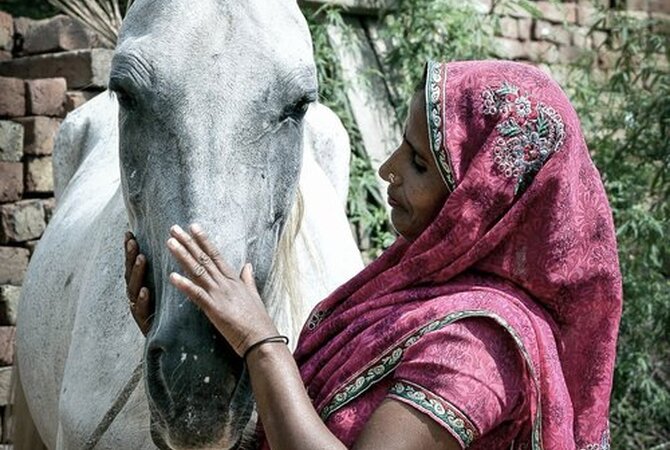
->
[412, 154, 427, 172]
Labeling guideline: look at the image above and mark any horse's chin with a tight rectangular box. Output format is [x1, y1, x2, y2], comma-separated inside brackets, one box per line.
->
[149, 409, 254, 450]
[148, 382, 256, 450]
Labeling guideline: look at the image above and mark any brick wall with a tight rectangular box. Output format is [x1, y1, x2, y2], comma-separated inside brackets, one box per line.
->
[488, 0, 669, 84]
[0, 11, 108, 445]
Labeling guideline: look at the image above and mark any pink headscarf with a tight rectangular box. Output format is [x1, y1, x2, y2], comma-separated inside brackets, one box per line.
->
[294, 61, 622, 449]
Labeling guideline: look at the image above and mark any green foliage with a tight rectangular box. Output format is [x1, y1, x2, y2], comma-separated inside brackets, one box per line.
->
[307, 7, 396, 262]
[567, 9, 670, 449]
[379, 0, 495, 119]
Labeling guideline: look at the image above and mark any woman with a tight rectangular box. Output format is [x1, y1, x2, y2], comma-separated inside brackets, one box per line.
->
[125, 60, 622, 449]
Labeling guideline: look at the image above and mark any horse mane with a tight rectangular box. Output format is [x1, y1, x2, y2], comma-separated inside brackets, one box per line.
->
[261, 188, 321, 344]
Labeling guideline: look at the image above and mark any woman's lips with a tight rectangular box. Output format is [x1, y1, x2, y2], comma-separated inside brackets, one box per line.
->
[387, 192, 401, 208]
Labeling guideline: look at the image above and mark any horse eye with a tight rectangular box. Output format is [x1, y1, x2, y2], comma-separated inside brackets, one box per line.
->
[281, 94, 315, 122]
[109, 78, 137, 110]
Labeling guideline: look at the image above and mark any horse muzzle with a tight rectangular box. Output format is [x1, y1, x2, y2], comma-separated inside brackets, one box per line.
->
[144, 293, 253, 449]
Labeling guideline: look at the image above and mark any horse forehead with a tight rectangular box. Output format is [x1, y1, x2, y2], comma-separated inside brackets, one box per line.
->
[121, 0, 311, 56]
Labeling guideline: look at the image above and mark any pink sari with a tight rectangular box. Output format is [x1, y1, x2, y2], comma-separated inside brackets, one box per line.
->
[267, 61, 622, 449]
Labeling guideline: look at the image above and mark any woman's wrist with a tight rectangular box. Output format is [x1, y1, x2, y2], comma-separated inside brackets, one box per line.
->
[243, 335, 290, 360]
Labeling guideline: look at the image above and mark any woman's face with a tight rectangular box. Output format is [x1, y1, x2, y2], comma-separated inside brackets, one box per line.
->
[379, 92, 449, 241]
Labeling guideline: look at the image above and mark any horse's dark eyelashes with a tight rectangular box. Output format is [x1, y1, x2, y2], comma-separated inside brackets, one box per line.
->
[280, 92, 316, 122]
[109, 77, 137, 110]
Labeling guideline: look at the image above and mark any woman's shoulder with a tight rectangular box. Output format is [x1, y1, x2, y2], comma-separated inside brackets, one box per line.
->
[390, 316, 531, 446]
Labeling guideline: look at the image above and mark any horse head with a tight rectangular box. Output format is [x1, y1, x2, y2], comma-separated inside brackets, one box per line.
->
[111, 1, 316, 447]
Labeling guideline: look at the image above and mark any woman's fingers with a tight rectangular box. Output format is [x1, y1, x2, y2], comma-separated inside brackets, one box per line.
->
[170, 272, 212, 311]
[127, 253, 146, 301]
[240, 263, 256, 289]
[169, 225, 216, 276]
[124, 232, 139, 284]
[132, 287, 153, 336]
[167, 236, 217, 288]
[124, 232, 153, 336]
[189, 223, 237, 279]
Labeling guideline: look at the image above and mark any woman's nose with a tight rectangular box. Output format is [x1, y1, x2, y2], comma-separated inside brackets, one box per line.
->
[379, 159, 390, 181]
[379, 150, 398, 183]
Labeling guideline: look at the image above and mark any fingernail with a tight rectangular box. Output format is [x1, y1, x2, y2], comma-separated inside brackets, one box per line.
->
[247, 263, 253, 273]
[191, 223, 202, 233]
[139, 288, 146, 299]
[135, 257, 141, 266]
[126, 240, 133, 251]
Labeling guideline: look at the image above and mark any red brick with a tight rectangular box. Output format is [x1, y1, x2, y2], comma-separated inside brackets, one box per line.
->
[13, 15, 100, 56]
[65, 90, 98, 112]
[573, 26, 592, 47]
[493, 38, 529, 60]
[24, 239, 38, 256]
[0, 120, 24, 162]
[0, 286, 19, 326]
[537, 1, 577, 23]
[24, 156, 53, 194]
[509, 4, 533, 19]
[559, 45, 588, 64]
[626, 0, 649, 11]
[0, 246, 29, 285]
[651, 13, 670, 34]
[599, 49, 618, 69]
[650, 0, 670, 14]
[534, 20, 572, 45]
[0, 199, 46, 244]
[0, 77, 25, 118]
[43, 197, 56, 223]
[577, 4, 599, 27]
[0, 327, 15, 366]
[518, 18, 532, 40]
[0, 162, 23, 203]
[0, 366, 12, 406]
[0, 49, 113, 90]
[497, 17, 519, 40]
[25, 78, 67, 117]
[591, 30, 609, 49]
[528, 41, 561, 64]
[14, 116, 61, 156]
[0, 12, 12, 52]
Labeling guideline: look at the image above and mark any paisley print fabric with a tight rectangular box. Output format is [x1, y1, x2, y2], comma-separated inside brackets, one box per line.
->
[271, 61, 622, 450]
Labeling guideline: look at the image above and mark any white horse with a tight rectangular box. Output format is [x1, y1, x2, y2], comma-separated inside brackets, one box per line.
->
[15, 1, 363, 448]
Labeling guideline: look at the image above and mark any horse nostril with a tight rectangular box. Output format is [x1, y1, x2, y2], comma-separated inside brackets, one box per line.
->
[147, 345, 164, 372]
[145, 345, 174, 414]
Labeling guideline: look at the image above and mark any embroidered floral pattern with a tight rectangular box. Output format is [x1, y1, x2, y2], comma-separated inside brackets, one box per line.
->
[578, 429, 610, 450]
[482, 83, 566, 195]
[426, 60, 456, 192]
[319, 310, 543, 450]
[390, 381, 477, 447]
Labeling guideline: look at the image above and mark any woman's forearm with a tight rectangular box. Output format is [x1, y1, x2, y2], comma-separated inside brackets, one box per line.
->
[246, 343, 346, 450]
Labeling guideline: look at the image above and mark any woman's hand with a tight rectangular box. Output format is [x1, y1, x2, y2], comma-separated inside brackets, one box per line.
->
[166, 223, 279, 357]
[124, 231, 153, 335]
